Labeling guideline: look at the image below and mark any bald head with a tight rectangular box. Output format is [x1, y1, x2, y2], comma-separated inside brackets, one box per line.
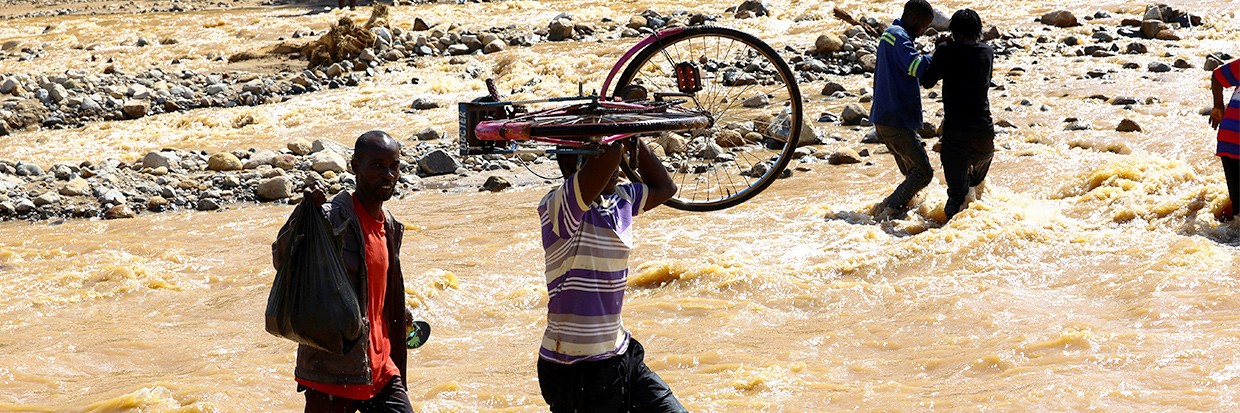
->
[353, 130, 400, 159]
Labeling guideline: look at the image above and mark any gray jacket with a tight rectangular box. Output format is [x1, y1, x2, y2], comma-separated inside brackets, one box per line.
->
[272, 191, 408, 387]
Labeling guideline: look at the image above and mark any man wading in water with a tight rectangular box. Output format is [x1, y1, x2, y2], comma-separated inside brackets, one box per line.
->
[870, 0, 937, 220]
[536, 140, 684, 412]
[272, 131, 415, 412]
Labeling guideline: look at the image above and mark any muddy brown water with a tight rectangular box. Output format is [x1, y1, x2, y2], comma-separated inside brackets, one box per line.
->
[1, 0, 1239, 411]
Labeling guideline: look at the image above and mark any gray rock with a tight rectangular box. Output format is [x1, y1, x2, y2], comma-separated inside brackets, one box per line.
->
[0, 78, 19, 95]
[414, 127, 442, 141]
[196, 198, 220, 211]
[105, 204, 137, 219]
[1065, 120, 1091, 131]
[48, 84, 68, 103]
[141, 151, 180, 170]
[256, 176, 294, 201]
[33, 191, 59, 206]
[735, 0, 769, 18]
[742, 93, 770, 108]
[548, 18, 575, 41]
[418, 149, 461, 176]
[98, 188, 126, 205]
[411, 97, 440, 110]
[244, 149, 279, 169]
[15, 163, 43, 176]
[241, 79, 266, 94]
[1125, 42, 1147, 54]
[79, 97, 101, 111]
[311, 151, 348, 173]
[312, 139, 352, 155]
[205, 83, 228, 95]
[1147, 61, 1172, 73]
[14, 198, 36, 214]
[446, 44, 470, 56]
[861, 129, 880, 143]
[698, 142, 725, 160]
[841, 103, 867, 126]
[483, 39, 506, 54]
[480, 175, 512, 192]
[821, 82, 846, 96]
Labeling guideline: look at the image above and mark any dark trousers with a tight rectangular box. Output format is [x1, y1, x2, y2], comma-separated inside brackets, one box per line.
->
[303, 376, 413, 413]
[1224, 156, 1239, 218]
[876, 125, 934, 209]
[538, 338, 686, 413]
[941, 130, 996, 221]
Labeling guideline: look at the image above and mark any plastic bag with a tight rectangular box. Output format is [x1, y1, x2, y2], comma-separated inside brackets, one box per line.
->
[266, 200, 363, 355]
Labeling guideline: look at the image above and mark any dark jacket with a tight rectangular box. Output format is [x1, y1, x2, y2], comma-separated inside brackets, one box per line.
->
[271, 191, 407, 387]
[871, 19, 933, 130]
[921, 40, 994, 134]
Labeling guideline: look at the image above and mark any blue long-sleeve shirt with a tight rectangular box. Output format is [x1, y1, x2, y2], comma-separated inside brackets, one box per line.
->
[870, 19, 932, 130]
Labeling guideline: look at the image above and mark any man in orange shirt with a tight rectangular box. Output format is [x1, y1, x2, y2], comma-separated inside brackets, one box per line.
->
[273, 131, 413, 412]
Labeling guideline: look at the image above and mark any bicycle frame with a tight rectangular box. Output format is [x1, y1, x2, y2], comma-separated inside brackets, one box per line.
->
[599, 26, 688, 101]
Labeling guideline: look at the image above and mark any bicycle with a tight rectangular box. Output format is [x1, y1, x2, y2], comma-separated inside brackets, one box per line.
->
[459, 25, 803, 211]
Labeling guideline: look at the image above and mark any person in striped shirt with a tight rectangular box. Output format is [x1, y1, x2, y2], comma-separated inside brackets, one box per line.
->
[1210, 58, 1240, 221]
[536, 140, 681, 412]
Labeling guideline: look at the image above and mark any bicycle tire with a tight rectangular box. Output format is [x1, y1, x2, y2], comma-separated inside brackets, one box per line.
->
[526, 110, 710, 138]
[614, 26, 803, 212]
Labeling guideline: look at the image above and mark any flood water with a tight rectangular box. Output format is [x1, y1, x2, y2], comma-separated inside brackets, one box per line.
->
[1, 0, 1239, 411]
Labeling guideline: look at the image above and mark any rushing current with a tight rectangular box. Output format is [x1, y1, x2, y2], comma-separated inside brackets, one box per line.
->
[1, 0, 1238, 411]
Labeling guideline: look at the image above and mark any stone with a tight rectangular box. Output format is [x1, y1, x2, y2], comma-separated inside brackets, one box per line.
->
[0, 78, 20, 95]
[1116, 119, 1142, 132]
[735, 0, 769, 18]
[33, 191, 60, 206]
[207, 152, 243, 171]
[271, 154, 297, 170]
[414, 127, 441, 141]
[698, 142, 725, 160]
[483, 39, 506, 54]
[411, 97, 439, 110]
[1111, 97, 1138, 105]
[147, 196, 169, 212]
[821, 82, 846, 96]
[841, 103, 867, 126]
[60, 178, 89, 196]
[196, 198, 221, 211]
[548, 19, 575, 41]
[1041, 10, 1080, 27]
[14, 198, 36, 214]
[205, 83, 228, 95]
[98, 188, 126, 205]
[104, 204, 136, 219]
[122, 99, 150, 119]
[480, 175, 512, 192]
[287, 139, 313, 155]
[815, 34, 844, 54]
[1141, 19, 1167, 39]
[1065, 121, 1091, 131]
[1155, 30, 1179, 41]
[1147, 61, 1172, 73]
[1205, 55, 1224, 71]
[1125, 42, 1147, 54]
[628, 16, 648, 30]
[447, 44, 470, 55]
[311, 139, 351, 155]
[311, 151, 348, 173]
[656, 133, 688, 154]
[48, 84, 68, 103]
[742, 94, 770, 108]
[413, 17, 431, 31]
[326, 63, 345, 78]
[257, 176, 294, 201]
[244, 149, 279, 169]
[15, 163, 43, 177]
[859, 54, 877, 72]
[1173, 58, 1192, 69]
[715, 130, 747, 147]
[418, 149, 460, 176]
[141, 151, 180, 170]
[827, 147, 862, 165]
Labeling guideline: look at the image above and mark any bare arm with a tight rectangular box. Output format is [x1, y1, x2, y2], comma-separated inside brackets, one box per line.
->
[1212, 75, 1225, 130]
[573, 142, 626, 205]
[633, 140, 677, 211]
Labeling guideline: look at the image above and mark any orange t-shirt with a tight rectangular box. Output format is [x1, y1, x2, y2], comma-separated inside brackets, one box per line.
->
[297, 197, 401, 400]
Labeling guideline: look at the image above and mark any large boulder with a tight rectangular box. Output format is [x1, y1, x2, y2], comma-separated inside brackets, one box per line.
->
[548, 19, 575, 41]
[656, 133, 688, 154]
[59, 178, 90, 196]
[257, 176, 294, 201]
[207, 152, 243, 171]
[815, 34, 844, 54]
[141, 151, 180, 170]
[841, 103, 867, 125]
[418, 149, 460, 176]
[311, 139, 352, 155]
[122, 99, 151, 119]
[311, 151, 348, 173]
[1040, 10, 1080, 27]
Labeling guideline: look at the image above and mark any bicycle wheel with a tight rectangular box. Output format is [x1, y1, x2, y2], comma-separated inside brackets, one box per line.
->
[476, 104, 711, 141]
[614, 26, 803, 211]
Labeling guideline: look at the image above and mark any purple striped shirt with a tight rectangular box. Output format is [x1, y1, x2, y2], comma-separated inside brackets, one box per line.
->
[537, 175, 647, 364]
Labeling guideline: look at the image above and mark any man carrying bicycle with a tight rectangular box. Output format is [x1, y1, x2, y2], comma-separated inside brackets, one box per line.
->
[535, 140, 685, 412]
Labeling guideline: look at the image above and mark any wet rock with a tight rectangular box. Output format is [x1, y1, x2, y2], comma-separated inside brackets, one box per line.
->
[480, 175, 512, 192]
[1205, 55, 1224, 71]
[1125, 42, 1147, 54]
[311, 151, 348, 173]
[1041, 10, 1080, 27]
[734, 0, 769, 18]
[656, 133, 688, 154]
[548, 18, 575, 41]
[815, 34, 844, 54]
[418, 149, 460, 176]
[312, 139, 351, 155]
[207, 152, 243, 171]
[722, 69, 757, 86]
[14, 198, 36, 214]
[104, 204, 136, 219]
[1116, 119, 1142, 132]
[257, 176, 294, 201]
[742, 93, 770, 108]
[1090, 31, 1115, 43]
[271, 154, 297, 170]
[60, 178, 89, 196]
[1141, 20, 1167, 39]
[1173, 58, 1192, 69]
[413, 127, 441, 141]
[1147, 61, 1171, 73]
[1111, 96, 1138, 105]
[413, 17, 431, 31]
[141, 151, 180, 170]
[698, 141, 725, 160]
[1064, 120, 1091, 131]
[828, 147, 862, 165]
[122, 99, 150, 119]
[287, 139, 313, 155]
[147, 196, 169, 212]
[714, 129, 746, 147]
[841, 103, 867, 126]
[821, 82, 846, 96]
[196, 198, 220, 211]
[411, 97, 439, 110]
